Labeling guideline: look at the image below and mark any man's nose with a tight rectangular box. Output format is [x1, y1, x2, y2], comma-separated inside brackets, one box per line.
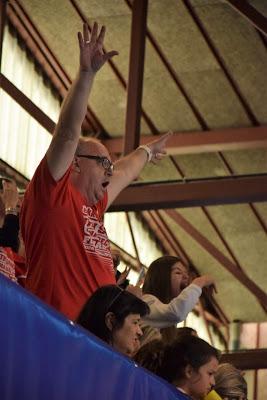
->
[106, 168, 113, 177]
[137, 325, 143, 337]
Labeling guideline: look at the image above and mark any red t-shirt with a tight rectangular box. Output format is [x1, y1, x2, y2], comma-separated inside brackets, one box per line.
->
[13, 252, 27, 287]
[0, 246, 17, 283]
[20, 157, 115, 320]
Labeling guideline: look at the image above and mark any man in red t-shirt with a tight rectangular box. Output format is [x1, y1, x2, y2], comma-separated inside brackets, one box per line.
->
[21, 23, 171, 320]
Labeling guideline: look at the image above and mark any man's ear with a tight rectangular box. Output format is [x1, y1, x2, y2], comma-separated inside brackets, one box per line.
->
[185, 364, 194, 379]
[105, 312, 116, 331]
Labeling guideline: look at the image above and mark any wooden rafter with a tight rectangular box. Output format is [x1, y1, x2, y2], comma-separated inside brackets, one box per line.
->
[124, 0, 148, 155]
[109, 240, 144, 273]
[7, 0, 102, 134]
[164, 209, 267, 312]
[69, 0, 158, 135]
[104, 126, 267, 155]
[182, 0, 259, 126]
[0, 73, 55, 133]
[126, 212, 141, 266]
[221, 349, 267, 370]
[151, 210, 189, 264]
[226, 0, 267, 37]
[109, 174, 267, 211]
[141, 211, 177, 256]
[202, 207, 244, 271]
[125, 0, 208, 131]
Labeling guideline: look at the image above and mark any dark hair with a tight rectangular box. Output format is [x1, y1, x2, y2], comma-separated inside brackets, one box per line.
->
[77, 285, 149, 344]
[160, 336, 220, 384]
[134, 340, 165, 376]
[135, 336, 220, 385]
[161, 326, 198, 344]
[142, 256, 184, 303]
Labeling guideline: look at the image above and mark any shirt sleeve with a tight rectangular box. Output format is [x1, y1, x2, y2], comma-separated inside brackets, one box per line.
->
[142, 284, 202, 328]
[24, 156, 72, 208]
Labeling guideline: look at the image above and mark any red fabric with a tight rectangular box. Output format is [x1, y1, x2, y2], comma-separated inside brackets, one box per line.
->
[0, 246, 17, 283]
[20, 157, 115, 320]
[13, 252, 27, 287]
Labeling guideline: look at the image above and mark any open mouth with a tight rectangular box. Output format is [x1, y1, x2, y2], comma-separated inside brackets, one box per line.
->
[102, 181, 109, 189]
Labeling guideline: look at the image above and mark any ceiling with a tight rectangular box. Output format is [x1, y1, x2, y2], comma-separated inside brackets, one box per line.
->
[1, 0, 267, 332]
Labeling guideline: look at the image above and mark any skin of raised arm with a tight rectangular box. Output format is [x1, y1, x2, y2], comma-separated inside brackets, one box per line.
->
[47, 23, 118, 181]
[107, 132, 172, 208]
[192, 275, 217, 293]
[1, 180, 19, 210]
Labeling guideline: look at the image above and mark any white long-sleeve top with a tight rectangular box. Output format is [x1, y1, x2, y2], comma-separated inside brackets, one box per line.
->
[141, 283, 202, 329]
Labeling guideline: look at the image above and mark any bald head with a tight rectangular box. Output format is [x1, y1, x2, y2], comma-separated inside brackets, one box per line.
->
[76, 137, 102, 155]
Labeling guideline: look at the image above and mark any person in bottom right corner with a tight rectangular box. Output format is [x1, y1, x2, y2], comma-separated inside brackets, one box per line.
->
[209, 362, 248, 400]
[135, 335, 220, 400]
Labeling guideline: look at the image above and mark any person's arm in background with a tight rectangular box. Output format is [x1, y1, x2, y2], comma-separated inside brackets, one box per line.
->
[0, 180, 19, 252]
[142, 275, 216, 328]
[107, 132, 172, 209]
[46, 23, 118, 181]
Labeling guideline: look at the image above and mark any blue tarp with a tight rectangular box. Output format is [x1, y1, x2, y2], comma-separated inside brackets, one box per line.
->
[0, 274, 186, 399]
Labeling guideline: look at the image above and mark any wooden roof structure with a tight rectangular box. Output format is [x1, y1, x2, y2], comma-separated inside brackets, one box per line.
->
[1, 0, 267, 339]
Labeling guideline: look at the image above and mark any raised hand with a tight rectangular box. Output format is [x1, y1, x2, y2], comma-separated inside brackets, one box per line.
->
[78, 22, 118, 73]
[1, 180, 19, 209]
[146, 131, 172, 163]
[192, 275, 217, 293]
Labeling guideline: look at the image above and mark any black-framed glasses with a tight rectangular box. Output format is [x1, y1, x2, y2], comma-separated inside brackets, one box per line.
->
[77, 154, 113, 172]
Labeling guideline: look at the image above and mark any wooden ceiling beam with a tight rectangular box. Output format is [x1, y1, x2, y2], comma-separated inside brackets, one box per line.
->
[104, 126, 267, 155]
[126, 0, 208, 131]
[164, 209, 267, 312]
[226, 0, 267, 37]
[126, 212, 141, 266]
[141, 211, 177, 256]
[182, 0, 258, 126]
[221, 349, 267, 370]
[7, 0, 100, 133]
[0, 73, 56, 133]
[70, 0, 158, 135]
[109, 174, 267, 211]
[109, 240, 145, 272]
[124, 0, 148, 155]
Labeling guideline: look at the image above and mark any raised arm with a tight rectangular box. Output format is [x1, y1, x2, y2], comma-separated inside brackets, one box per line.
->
[47, 23, 118, 181]
[107, 132, 172, 208]
[142, 275, 216, 328]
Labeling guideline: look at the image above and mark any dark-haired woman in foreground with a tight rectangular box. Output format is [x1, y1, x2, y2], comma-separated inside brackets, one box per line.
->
[77, 284, 149, 357]
[135, 335, 220, 400]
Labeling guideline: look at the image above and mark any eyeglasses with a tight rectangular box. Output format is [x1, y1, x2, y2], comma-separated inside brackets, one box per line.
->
[77, 154, 114, 172]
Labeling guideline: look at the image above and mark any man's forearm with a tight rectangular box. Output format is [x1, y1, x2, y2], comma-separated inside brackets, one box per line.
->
[114, 147, 149, 183]
[55, 69, 95, 141]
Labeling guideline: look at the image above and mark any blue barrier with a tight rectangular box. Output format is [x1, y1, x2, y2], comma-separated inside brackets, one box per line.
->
[0, 274, 185, 400]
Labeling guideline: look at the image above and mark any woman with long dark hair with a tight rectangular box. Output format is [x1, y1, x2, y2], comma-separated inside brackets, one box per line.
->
[141, 256, 216, 345]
